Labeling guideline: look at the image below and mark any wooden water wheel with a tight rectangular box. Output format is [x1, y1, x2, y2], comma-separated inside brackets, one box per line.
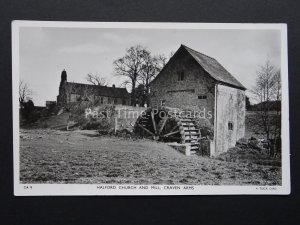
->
[134, 107, 201, 153]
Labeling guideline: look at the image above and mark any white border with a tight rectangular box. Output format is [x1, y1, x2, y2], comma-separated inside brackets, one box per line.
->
[12, 21, 290, 196]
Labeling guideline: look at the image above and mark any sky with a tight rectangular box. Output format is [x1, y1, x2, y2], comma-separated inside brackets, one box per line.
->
[19, 26, 281, 106]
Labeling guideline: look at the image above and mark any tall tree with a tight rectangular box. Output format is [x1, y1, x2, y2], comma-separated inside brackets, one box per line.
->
[113, 45, 171, 106]
[139, 52, 166, 105]
[135, 84, 147, 106]
[251, 60, 279, 140]
[272, 70, 281, 139]
[113, 45, 148, 106]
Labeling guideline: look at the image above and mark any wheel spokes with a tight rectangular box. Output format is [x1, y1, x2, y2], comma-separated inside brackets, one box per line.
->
[137, 124, 155, 137]
[136, 108, 182, 143]
[163, 130, 180, 137]
[158, 118, 168, 135]
[151, 110, 157, 135]
[167, 124, 179, 135]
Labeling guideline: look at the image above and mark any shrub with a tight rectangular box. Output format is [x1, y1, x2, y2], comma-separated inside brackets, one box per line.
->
[66, 103, 116, 131]
[82, 118, 112, 130]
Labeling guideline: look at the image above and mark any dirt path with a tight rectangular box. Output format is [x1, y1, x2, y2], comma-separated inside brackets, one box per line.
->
[20, 129, 281, 185]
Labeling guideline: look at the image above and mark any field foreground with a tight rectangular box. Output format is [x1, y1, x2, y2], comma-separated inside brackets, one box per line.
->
[20, 129, 281, 185]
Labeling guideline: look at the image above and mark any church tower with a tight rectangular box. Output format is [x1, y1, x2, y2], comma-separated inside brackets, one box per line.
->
[60, 69, 67, 86]
[57, 69, 68, 107]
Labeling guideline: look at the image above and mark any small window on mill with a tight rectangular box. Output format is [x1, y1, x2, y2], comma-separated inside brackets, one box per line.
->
[178, 71, 184, 81]
[198, 95, 207, 100]
[228, 122, 233, 131]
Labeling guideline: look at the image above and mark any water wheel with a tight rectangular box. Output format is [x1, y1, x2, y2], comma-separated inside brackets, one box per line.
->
[134, 107, 201, 153]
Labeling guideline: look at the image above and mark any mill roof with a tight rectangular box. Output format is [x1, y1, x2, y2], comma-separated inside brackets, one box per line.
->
[181, 45, 246, 90]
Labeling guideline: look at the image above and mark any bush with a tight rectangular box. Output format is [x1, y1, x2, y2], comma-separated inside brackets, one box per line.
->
[82, 118, 112, 130]
[66, 103, 116, 131]
[194, 118, 214, 140]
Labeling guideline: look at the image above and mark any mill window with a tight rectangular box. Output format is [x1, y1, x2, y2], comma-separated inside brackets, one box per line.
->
[178, 71, 184, 81]
[198, 95, 207, 99]
[228, 122, 234, 131]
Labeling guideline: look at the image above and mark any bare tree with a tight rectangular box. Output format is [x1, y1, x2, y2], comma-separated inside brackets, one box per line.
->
[251, 60, 280, 141]
[272, 70, 282, 150]
[272, 70, 282, 109]
[156, 54, 168, 68]
[19, 80, 32, 108]
[139, 53, 166, 105]
[113, 45, 172, 106]
[86, 73, 108, 86]
[113, 45, 148, 106]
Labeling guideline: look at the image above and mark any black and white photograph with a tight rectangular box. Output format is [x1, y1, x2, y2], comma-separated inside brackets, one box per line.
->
[12, 21, 290, 195]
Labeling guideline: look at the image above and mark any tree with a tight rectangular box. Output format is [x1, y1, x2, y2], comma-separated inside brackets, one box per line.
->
[113, 45, 149, 106]
[135, 84, 147, 106]
[251, 60, 281, 142]
[114, 45, 171, 106]
[139, 52, 166, 105]
[19, 80, 32, 109]
[272, 70, 282, 147]
[156, 54, 168, 68]
[86, 73, 108, 86]
[272, 70, 281, 111]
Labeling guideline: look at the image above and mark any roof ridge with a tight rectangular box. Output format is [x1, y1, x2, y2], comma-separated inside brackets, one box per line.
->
[181, 44, 215, 60]
[180, 44, 246, 90]
[66, 81, 126, 89]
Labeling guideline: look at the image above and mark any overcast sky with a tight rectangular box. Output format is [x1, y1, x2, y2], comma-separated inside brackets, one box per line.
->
[19, 27, 281, 106]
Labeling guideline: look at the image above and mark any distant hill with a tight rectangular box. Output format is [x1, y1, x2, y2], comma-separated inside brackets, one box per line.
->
[249, 100, 281, 111]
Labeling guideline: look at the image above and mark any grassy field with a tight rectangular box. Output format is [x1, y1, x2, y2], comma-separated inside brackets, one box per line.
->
[20, 129, 281, 185]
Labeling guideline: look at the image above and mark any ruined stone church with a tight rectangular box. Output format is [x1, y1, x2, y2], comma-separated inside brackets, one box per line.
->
[149, 45, 246, 155]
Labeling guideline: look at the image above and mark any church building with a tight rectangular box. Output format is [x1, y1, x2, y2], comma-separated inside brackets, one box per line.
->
[57, 70, 131, 107]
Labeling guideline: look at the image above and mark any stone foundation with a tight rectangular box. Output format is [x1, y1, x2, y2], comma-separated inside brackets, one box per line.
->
[167, 142, 191, 156]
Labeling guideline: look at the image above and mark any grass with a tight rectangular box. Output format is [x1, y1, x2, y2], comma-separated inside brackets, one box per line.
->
[20, 129, 281, 185]
[215, 146, 282, 167]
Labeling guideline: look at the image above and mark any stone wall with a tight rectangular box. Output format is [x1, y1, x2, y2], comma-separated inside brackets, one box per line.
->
[147, 49, 246, 156]
[214, 84, 246, 155]
[93, 96, 130, 105]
